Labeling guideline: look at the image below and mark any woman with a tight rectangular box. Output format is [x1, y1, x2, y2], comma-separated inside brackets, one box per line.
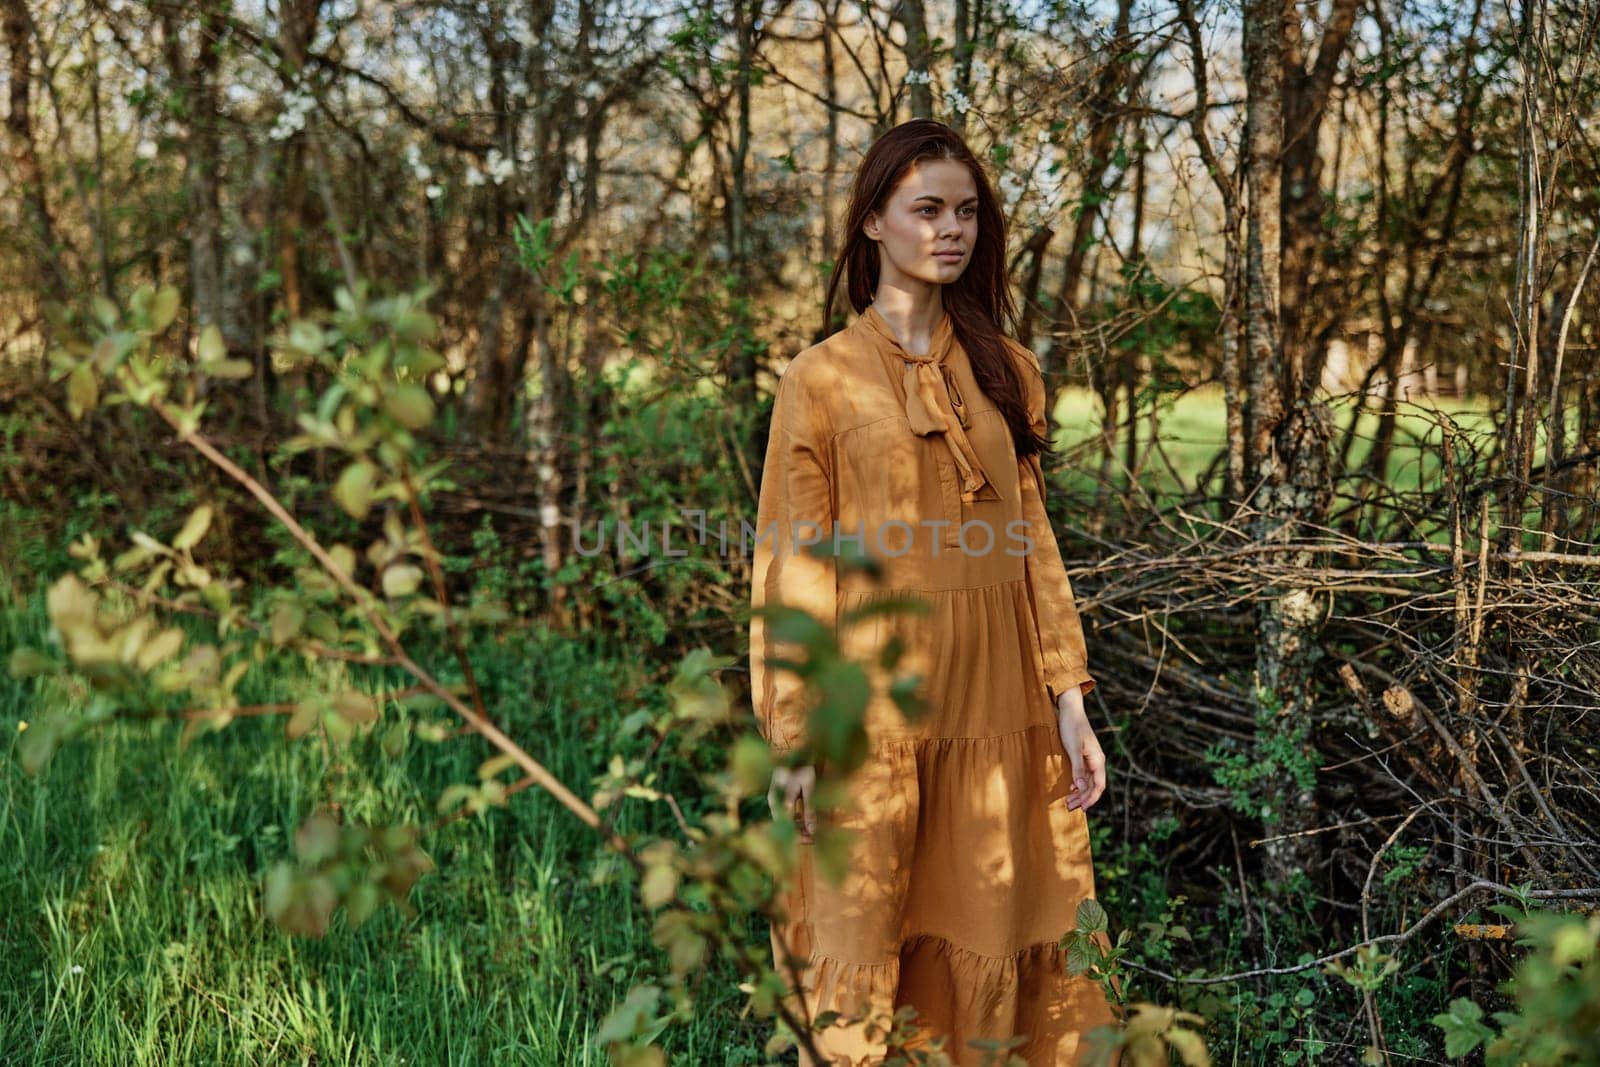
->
[749, 119, 1116, 1065]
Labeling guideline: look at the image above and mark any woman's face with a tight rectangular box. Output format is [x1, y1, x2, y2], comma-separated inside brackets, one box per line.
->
[863, 158, 979, 290]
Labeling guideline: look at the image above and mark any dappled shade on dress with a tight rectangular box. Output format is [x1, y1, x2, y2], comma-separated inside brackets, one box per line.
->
[750, 306, 1114, 1065]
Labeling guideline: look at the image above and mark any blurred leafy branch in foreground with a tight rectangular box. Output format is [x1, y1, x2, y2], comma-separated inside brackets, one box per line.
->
[1431, 903, 1600, 1066]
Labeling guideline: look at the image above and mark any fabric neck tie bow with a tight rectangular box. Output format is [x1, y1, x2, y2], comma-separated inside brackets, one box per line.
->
[861, 305, 999, 503]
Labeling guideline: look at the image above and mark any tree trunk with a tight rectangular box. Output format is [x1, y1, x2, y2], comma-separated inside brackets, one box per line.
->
[1177, 0, 1245, 503]
[899, 0, 933, 118]
[184, 1, 228, 332]
[1243, 0, 1334, 893]
[3, 0, 69, 309]
[1277, 0, 1360, 396]
[1044, 0, 1134, 418]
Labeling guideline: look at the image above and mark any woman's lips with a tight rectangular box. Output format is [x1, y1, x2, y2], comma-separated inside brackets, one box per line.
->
[935, 250, 964, 261]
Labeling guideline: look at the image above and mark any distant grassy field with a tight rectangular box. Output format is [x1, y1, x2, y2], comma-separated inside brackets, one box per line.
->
[1049, 385, 1506, 498]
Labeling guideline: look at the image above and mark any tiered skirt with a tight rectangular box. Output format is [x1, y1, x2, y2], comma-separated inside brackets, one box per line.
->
[768, 579, 1117, 1065]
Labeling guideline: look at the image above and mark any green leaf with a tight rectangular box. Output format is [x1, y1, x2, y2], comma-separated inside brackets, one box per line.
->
[1166, 1028, 1209, 1066]
[332, 691, 379, 726]
[398, 348, 447, 376]
[286, 700, 321, 740]
[8, 647, 56, 679]
[397, 690, 446, 713]
[740, 826, 786, 877]
[270, 603, 305, 645]
[287, 320, 326, 358]
[327, 544, 357, 578]
[595, 984, 662, 1045]
[294, 810, 343, 865]
[375, 721, 408, 759]
[333, 461, 377, 520]
[1065, 934, 1098, 975]
[1437, 996, 1483, 1025]
[114, 541, 160, 572]
[1076, 897, 1109, 936]
[130, 284, 153, 319]
[170, 400, 208, 436]
[149, 286, 181, 332]
[91, 293, 119, 328]
[477, 753, 518, 780]
[729, 735, 773, 797]
[651, 910, 706, 976]
[304, 610, 340, 642]
[345, 881, 382, 928]
[67, 364, 98, 419]
[321, 709, 354, 745]
[206, 358, 254, 379]
[17, 709, 70, 775]
[1432, 997, 1492, 1058]
[640, 862, 677, 910]
[135, 627, 185, 672]
[316, 382, 348, 426]
[378, 837, 434, 900]
[91, 331, 139, 372]
[435, 783, 477, 816]
[1440, 1026, 1484, 1058]
[381, 563, 424, 598]
[267, 871, 338, 938]
[46, 573, 99, 638]
[172, 505, 214, 551]
[762, 604, 829, 647]
[383, 385, 436, 430]
[393, 308, 437, 343]
[263, 862, 297, 926]
[197, 323, 226, 364]
[1550, 920, 1594, 965]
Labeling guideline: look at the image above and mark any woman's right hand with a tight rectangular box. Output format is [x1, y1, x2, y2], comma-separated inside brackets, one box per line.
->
[769, 763, 817, 842]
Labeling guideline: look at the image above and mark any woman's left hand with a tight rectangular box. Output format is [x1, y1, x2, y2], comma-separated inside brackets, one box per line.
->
[1056, 687, 1107, 811]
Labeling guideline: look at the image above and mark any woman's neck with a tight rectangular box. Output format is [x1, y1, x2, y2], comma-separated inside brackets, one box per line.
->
[869, 282, 946, 357]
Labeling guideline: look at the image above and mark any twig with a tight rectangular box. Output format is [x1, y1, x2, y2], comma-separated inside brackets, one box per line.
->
[1124, 881, 1600, 985]
[402, 467, 493, 730]
[150, 399, 630, 854]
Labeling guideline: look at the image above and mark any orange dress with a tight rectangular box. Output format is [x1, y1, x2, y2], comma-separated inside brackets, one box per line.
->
[748, 305, 1116, 1065]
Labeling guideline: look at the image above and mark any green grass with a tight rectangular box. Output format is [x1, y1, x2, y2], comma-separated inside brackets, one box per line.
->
[1050, 386, 1510, 500]
[0, 391, 1546, 1065]
[0, 581, 768, 1066]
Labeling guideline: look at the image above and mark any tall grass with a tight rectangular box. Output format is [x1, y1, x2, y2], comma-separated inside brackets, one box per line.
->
[0, 578, 768, 1065]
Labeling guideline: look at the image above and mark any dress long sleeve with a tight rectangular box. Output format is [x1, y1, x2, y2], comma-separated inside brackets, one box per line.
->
[749, 363, 837, 756]
[1008, 341, 1097, 702]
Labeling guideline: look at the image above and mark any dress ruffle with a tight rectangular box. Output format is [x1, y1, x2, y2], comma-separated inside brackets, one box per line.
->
[772, 922, 1116, 1065]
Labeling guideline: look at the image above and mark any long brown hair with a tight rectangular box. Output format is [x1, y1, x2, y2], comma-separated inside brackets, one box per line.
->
[823, 119, 1052, 461]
